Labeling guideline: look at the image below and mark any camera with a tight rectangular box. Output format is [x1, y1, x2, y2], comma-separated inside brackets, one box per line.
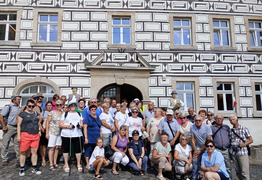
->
[231, 145, 239, 153]
[70, 123, 75, 129]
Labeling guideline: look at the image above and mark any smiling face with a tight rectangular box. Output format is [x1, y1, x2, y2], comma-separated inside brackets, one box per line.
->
[161, 134, 169, 144]
[215, 114, 224, 126]
[206, 142, 215, 153]
[131, 110, 138, 118]
[46, 102, 53, 111]
[97, 139, 103, 148]
[119, 127, 126, 136]
[69, 103, 77, 111]
[195, 116, 203, 128]
[90, 107, 97, 116]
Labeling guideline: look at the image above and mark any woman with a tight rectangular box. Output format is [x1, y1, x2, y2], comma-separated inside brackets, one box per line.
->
[39, 101, 53, 167]
[173, 135, 193, 180]
[200, 140, 229, 180]
[114, 103, 128, 132]
[52, 94, 60, 110]
[46, 100, 63, 171]
[83, 104, 102, 170]
[111, 125, 129, 175]
[175, 110, 182, 121]
[151, 132, 172, 180]
[60, 101, 83, 172]
[146, 108, 164, 152]
[114, 103, 121, 116]
[100, 103, 115, 147]
[128, 130, 148, 176]
[161, 107, 167, 118]
[125, 107, 143, 140]
[198, 110, 211, 126]
[179, 113, 193, 144]
[76, 99, 86, 114]
[207, 111, 215, 125]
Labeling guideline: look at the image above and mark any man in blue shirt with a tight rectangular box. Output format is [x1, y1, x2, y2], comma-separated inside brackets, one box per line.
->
[190, 115, 212, 180]
[158, 109, 180, 147]
[144, 101, 155, 126]
[82, 98, 102, 121]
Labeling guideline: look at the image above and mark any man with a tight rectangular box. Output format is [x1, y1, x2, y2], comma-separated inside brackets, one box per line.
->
[186, 107, 195, 123]
[60, 95, 67, 105]
[126, 102, 136, 114]
[190, 115, 212, 180]
[168, 90, 184, 112]
[144, 101, 155, 126]
[211, 114, 231, 178]
[17, 99, 43, 176]
[18, 95, 42, 114]
[207, 111, 215, 125]
[109, 99, 117, 118]
[229, 115, 253, 180]
[103, 97, 110, 104]
[0, 96, 21, 166]
[37, 93, 45, 112]
[67, 87, 81, 102]
[158, 109, 180, 149]
[82, 98, 102, 120]
[133, 98, 145, 111]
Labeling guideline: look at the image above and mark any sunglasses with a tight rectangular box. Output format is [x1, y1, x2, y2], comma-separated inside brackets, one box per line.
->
[195, 120, 201, 122]
[132, 111, 138, 114]
[33, 98, 39, 100]
[28, 105, 35, 108]
[175, 113, 179, 115]
[207, 115, 213, 116]
[206, 145, 214, 148]
[70, 104, 77, 107]
[56, 104, 63, 107]
[180, 117, 186, 119]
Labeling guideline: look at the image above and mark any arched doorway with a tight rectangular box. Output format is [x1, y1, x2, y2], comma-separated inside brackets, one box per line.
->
[97, 83, 143, 104]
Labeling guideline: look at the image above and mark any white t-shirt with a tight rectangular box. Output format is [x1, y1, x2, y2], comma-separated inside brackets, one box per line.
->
[61, 112, 83, 137]
[99, 112, 114, 134]
[125, 116, 143, 137]
[175, 143, 192, 157]
[89, 146, 105, 165]
[115, 111, 128, 129]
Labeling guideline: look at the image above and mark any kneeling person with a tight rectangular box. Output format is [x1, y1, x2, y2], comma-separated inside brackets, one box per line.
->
[17, 99, 43, 176]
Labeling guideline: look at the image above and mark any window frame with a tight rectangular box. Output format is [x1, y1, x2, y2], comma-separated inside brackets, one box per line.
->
[107, 12, 135, 49]
[169, 14, 197, 50]
[31, 8, 63, 47]
[213, 20, 231, 47]
[251, 78, 262, 117]
[213, 78, 241, 117]
[216, 83, 234, 111]
[38, 14, 59, 42]
[245, 16, 262, 51]
[172, 77, 200, 113]
[175, 82, 195, 111]
[0, 8, 22, 46]
[209, 15, 236, 51]
[112, 17, 131, 45]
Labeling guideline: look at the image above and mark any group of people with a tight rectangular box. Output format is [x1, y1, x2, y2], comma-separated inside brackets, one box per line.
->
[0, 93, 254, 180]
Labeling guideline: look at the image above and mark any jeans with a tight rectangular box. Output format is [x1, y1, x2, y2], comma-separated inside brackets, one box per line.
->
[128, 156, 148, 175]
[102, 133, 112, 147]
[192, 153, 203, 180]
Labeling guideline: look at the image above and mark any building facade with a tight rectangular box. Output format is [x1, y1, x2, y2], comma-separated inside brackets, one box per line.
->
[0, 0, 261, 142]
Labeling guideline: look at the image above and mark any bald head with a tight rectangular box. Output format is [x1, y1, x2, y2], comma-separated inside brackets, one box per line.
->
[215, 114, 224, 126]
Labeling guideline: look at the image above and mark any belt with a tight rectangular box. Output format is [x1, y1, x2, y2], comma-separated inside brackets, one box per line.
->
[8, 124, 17, 127]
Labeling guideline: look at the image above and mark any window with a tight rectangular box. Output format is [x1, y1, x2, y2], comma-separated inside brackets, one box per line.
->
[255, 84, 262, 111]
[169, 14, 197, 50]
[173, 19, 191, 45]
[176, 82, 194, 111]
[209, 15, 236, 50]
[213, 20, 230, 46]
[38, 14, 58, 42]
[248, 21, 262, 47]
[0, 13, 16, 41]
[20, 85, 55, 106]
[107, 12, 135, 49]
[31, 8, 63, 47]
[216, 83, 234, 111]
[112, 17, 131, 44]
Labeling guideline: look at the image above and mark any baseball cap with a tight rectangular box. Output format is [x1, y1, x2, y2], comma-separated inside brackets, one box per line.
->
[68, 101, 77, 106]
[166, 109, 174, 115]
[133, 98, 140, 101]
[11, 95, 21, 100]
[132, 130, 139, 136]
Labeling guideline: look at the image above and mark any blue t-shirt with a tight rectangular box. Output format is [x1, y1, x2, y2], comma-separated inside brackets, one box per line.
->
[201, 149, 229, 178]
[190, 124, 212, 150]
[83, 114, 101, 144]
[158, 118, 180, 141]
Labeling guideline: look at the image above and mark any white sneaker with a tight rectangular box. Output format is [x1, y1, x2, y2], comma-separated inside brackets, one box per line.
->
[156, 175, 166, 180]
[19, 168, 25, 176]
[31, 168, 41, 175]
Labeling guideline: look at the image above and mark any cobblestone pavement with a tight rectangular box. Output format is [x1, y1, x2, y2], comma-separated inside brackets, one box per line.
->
[0, 146, 261, 180]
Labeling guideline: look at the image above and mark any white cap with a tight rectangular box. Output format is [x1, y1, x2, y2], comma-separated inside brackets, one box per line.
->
[166, 109, 174, 115]
[133, 98, 140, 101]
[68, 100, 77, 106]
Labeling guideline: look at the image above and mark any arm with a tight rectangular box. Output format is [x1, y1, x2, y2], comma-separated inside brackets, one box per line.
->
[114, 119, 120, 132]
[59, 120, 73, 129]
[45, 115, 51, 139]
[168, 152, 172, 164]
[17, 116, 23, 142]
[83, 124, 88, 144]
[240, 136, 253, 147]
[201, 164, 219, 172]
[101, 119, 114, 131]
[174, 150, 188, 162]
[0, 115, 7, 131]
[38, 114, 43, 135]
[128, 148, 139, 165]
[152, 149, 169, 159]
[111, 135, 121, 153]
[170, 131, 180, 146]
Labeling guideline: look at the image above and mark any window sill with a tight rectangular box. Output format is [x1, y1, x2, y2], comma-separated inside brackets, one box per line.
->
[31, 42, 62, 47]
[107, 44, 136, 50]
[170, 45, 198, 50]
[253, 111, 262, 117]
[217, 110, 241, 117]
[247, 46, 262, 52]
[211, 46, 237, 51]
[0, 41, 20, 46]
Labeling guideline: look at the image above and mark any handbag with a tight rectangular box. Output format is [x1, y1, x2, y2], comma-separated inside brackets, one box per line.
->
[175, 145, 188, 166]
[104, 134, 120, 159]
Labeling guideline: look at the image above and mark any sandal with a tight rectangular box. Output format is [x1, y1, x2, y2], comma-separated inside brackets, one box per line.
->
[117, 165, 122, 171]
[42, 161, 47, 167]
[111, 170, 119, 175]
[140, 171, 145, 176]
[64, 167, 70, 173]
[95, 174, 103, 179]
[49, 165, 55, 171]
[78, 167, 83, 172]
[54, 164, 61, 169]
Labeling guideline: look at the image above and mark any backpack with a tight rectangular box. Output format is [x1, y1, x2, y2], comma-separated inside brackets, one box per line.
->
[64, 111, 81, 119]
[0, 104, 12, 129]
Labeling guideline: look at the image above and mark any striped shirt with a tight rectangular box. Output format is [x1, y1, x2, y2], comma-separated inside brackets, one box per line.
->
[229, 125, 251, 156]
[190, 124, 212, 150]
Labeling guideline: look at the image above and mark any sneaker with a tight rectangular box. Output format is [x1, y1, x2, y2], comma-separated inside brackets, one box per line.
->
[19, 168, 25, 176]
[31, 167, 41, 175]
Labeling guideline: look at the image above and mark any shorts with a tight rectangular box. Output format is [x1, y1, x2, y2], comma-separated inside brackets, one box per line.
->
[19, 132, 40, 152]
[85, 143, 96, 157]
[217, 172, 229, 180]
[62, 136, 82, 154]
[48, 134, 62, 147]
[40, 132, 48, 146]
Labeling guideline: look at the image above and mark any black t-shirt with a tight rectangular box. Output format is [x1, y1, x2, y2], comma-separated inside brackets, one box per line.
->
[19, 111, 39, 134]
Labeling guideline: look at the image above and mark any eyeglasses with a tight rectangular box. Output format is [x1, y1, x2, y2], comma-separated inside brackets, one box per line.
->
[180, 117, 186, 119]
[28, 105, 35, 108]
[91, 101, 97, 103]
[132, 111, 138, 114]
[207, 115, 213, 116]
[175, 113, 179, 115]
[195, 120, 201, 122]
[70, 104, 77, 107]
[206, 145, 214, 148]
[91, 108, 97, 111]
[33, 98, 39, 100]
[181, 138, 188, 141]
[56, 104, 63, 107]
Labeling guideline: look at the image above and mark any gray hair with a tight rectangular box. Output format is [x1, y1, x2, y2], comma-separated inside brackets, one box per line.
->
[229, 114, 238, 120]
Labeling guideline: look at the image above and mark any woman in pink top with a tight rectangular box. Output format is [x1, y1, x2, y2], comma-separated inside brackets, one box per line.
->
[52, 94, 59, 110]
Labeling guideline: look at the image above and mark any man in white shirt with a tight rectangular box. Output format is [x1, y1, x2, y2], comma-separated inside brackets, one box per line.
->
[109, 99, 117, 118]
[168, 91, 184, 112]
